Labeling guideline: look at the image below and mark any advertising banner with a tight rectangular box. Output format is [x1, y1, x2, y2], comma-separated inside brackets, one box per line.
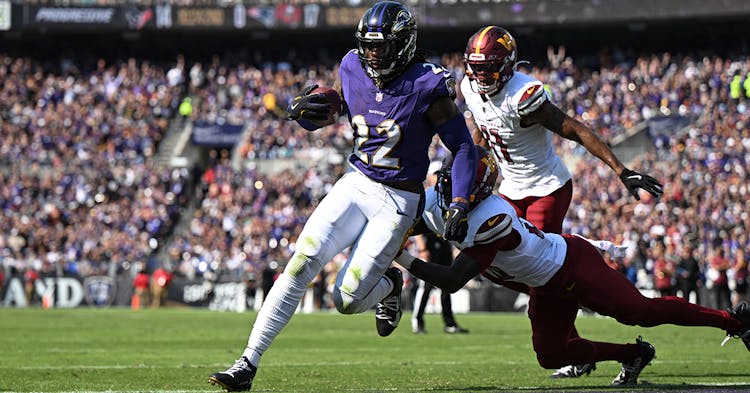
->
[192, 121, 246, 148]
[8, 1, 750, 33]
[21, 4, 154, 31]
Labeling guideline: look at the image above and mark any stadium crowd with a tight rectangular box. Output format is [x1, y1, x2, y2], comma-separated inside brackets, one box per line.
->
[0, 54, 189, 284]
[2, 45, 750, 310]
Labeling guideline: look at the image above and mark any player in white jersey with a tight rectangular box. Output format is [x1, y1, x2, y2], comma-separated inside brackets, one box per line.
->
[461, 26, 663, 233]
[395, 146, 750, 386]
[459, 25, 664, 378]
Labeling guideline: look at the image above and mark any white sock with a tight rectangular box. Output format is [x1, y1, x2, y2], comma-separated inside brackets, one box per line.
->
[243, 256, 322, 366]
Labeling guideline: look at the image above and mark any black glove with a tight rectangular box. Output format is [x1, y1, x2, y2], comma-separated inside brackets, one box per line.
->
[286, 84, 331, 121]
[619, 168, 664, 200]
[443, 202, 469, 242]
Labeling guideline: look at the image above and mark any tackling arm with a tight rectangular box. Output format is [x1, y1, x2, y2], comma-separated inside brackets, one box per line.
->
[396, 213, 520, 292]
[398, 249, 484, 293]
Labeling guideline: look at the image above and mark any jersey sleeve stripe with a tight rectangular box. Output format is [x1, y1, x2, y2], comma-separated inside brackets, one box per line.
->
[517, 87, 547, 116]
[475, 215, 512, 244]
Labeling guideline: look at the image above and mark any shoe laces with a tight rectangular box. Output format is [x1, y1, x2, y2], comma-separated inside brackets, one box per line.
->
[226, 357, 251, 375]
[377, 295, 399, 313]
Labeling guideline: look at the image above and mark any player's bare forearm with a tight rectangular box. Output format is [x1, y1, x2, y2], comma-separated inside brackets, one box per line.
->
[528, 101, 625, 176]
[563, 116, 626, 176]
[563, 117, 625, 176]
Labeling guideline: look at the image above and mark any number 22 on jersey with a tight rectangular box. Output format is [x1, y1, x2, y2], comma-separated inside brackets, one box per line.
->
[351, 114, 402, 169]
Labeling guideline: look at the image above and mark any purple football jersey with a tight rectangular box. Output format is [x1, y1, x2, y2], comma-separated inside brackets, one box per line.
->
[340, 50, 457, 183]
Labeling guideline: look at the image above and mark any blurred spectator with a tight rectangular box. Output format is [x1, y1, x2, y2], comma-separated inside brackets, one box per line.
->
[261, 261, 279, 303]
[133, 268, 151, 309]
[243, 264, 258, 309]
[652, 243, 676, 297]
[676, 242, 702, 304]
[24, 268, 40, 304]
[707, 247, 732, 310]
[179, 97, 193, 118]
[733, 248, 748, 307]
[311, 270, 328, 311]
[151, 267, 173, 307]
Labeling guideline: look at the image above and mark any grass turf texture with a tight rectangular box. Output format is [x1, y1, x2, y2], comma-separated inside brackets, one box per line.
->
[1, 308, 748, 392]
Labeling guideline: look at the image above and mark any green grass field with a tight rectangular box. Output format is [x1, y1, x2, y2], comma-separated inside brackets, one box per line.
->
[1, 308, 748, 392]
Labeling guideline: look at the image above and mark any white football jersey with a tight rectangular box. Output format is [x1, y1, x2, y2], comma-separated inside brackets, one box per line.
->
[461, 72, 571, 199]
[422, 188, 566, 287]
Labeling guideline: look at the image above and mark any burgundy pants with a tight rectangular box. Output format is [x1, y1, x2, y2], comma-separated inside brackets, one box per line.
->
[529, 235, 740, 368]
[501, 180, 573, 234]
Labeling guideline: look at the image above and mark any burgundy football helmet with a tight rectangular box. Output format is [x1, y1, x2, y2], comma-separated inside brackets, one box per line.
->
[436, 145, 499, 211]
[464, 26, 517, 95]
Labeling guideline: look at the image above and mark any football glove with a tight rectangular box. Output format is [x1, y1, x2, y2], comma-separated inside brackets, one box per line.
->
[619, 168, 664, 201]
[443, 202, 469, 242]
[286, 84, 331, 121]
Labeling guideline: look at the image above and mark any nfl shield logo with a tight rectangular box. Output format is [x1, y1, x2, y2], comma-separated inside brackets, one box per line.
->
[84, 276, 116, 306]
[375, 92, 383, 102]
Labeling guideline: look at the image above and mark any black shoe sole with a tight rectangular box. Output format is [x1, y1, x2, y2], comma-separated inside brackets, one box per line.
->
[208, 376, 251, 392]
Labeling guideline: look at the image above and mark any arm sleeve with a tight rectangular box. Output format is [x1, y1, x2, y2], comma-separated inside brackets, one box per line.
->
[408, 251, 483, 293]
[436, 113, 477, 202]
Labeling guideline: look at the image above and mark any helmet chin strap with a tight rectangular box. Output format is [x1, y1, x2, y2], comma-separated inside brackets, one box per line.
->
[367, 61, 398, 88]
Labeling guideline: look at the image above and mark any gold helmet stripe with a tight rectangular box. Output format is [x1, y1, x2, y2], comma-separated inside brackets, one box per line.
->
[474, 26, 496, 54]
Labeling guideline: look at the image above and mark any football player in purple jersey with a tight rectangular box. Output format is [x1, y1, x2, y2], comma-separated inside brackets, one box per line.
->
[209, 2, 477, 391]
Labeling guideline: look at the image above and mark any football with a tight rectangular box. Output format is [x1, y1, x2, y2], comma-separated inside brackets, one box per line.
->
[311, 86, 343, 118]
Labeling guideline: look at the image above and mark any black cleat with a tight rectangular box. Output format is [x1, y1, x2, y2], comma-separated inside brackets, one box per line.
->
[375, 267, 403, 337]
[611, 336, 655, 386]
[444, 325, 470, 334]
[727, 301, 750, 352]
[208, 356, 256, 392]
[550, 363, 596, 378]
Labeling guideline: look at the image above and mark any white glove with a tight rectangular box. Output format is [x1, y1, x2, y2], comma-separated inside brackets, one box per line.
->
[574, 234, 628, 259]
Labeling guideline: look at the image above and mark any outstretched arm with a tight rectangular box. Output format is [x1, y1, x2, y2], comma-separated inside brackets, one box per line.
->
[522, 100, 663, 200]
[396, 249, 483, 293]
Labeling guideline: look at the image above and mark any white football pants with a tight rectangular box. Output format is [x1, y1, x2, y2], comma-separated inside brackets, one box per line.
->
[244, 170, 422, 366]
